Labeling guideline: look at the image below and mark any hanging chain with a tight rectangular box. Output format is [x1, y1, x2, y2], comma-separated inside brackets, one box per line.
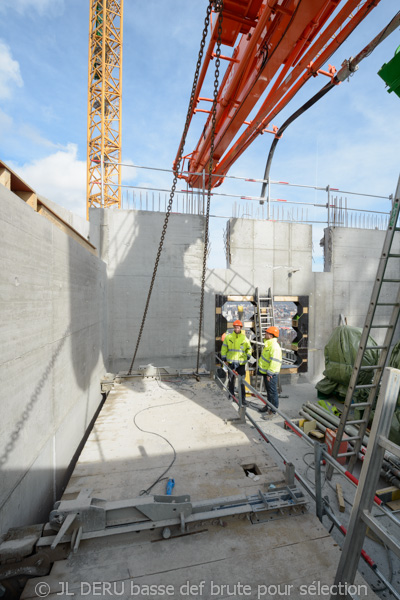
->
[128, 1, 214, 375]
[196, 1, 224, 375]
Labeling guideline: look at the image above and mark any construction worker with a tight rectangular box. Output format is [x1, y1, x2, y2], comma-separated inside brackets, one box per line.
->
[221, 320, 252, 405]
[258, 326, 282, 418]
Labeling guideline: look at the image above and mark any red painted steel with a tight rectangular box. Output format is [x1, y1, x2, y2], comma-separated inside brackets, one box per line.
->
[175, 0, 381, 188]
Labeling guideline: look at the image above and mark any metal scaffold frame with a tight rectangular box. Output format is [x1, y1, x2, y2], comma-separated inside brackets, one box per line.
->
[87, 0, 123, 218]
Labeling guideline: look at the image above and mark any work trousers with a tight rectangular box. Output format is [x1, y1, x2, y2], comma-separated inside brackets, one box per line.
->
[227, 363, 246, 403]
[262, 373, 279, 413]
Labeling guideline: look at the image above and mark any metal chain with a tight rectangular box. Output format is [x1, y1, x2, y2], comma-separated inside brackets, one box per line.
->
[128, 1, 214, 375]
[196, 1, 224, 375]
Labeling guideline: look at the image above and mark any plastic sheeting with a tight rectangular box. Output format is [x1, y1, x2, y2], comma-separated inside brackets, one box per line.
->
[316, 326, 379, 401]
[316, 327, 400, 445]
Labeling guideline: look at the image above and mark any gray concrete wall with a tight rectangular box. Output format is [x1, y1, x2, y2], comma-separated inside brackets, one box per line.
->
[206, 219, 314, 377]
[90, 209, 205, 373]
[311, 226, 400, 382]
[206, 221, 398, 384]
[38, 195, 91, 241]
[323, 227, 400, 335]
[0, 186, 107, 535]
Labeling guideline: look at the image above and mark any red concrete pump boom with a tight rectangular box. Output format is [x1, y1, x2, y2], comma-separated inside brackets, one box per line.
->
[175, 0, 381, 189]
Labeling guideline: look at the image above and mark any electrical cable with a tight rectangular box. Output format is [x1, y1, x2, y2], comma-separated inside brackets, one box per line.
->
[260, 80, 335, 199]
[133, 374, 199, 495]
[133, 403, 179, 496]
[260, 9, 400, 200]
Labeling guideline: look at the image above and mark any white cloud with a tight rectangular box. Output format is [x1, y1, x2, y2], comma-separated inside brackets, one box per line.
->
[0, 107, 13, 137]
[0, 0, 63, 16]
[10, 144, 86, 218]
[0, 40, 23, 100]
[19, 123, 60, 149]
[121, 159, 137, 182]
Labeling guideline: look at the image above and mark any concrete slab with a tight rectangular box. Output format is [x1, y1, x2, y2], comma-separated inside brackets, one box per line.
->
[21, 378, 379, 600]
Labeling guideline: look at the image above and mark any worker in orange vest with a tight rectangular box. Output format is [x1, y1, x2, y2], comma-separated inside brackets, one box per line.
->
[258, 326, 282, 418]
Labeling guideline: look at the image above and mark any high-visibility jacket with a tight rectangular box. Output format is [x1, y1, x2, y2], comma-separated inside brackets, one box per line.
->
[258, 337, 282, 375]
[221, 331, 252, 365]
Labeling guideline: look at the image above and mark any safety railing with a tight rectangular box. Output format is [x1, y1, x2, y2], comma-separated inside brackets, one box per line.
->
[214, 354, 400, 599]
[104, 161, 391, 231]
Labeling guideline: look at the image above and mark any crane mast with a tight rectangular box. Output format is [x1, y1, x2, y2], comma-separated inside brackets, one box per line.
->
[87, 0, 123, 218]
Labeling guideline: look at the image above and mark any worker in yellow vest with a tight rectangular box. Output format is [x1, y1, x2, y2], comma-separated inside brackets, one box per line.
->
[221, 320, 252, 405]
[258, 326, 282, 418]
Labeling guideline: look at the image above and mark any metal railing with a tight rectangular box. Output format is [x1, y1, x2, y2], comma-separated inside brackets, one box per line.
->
[214, 354, 400, 599]
[105, 161, 391, 231]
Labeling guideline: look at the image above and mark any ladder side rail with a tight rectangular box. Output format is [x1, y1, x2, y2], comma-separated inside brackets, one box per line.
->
[269, 287, 275, 327]
[254, 287, 261, 389]
[331, 367, 400, 597]
[348, 283, 400, 470]
[329, 193, 400, 473]
[258, 294, 265, 393]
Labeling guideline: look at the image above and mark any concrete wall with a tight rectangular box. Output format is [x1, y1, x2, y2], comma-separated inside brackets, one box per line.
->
[93, 211, 397, 384]
[323, 227, 400, 333]
[90, 209, 205, 372]
[311, 226, 400, 382]
[0, 186, 107, 535]
[2, 190, 396, 535]
[206, 221, 398, 384]
[206, 219, 314, 376]
[38, 195, 91, 241]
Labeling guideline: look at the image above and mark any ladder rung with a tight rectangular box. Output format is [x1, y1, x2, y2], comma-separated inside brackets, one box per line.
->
[359, 365, 381, 371]
[344, 436, 361, 441]
[382, 279, 400, 283]
[337, 451, 357, 457]
[350, 402, 371, 408]
[376, 302, 399, 306]
[347, 419, 367, 425]
[388, 254, 400, 258]
[365, 345, 388, 350]
[355, 384, 376, 389]
[370, 324, 393, 328]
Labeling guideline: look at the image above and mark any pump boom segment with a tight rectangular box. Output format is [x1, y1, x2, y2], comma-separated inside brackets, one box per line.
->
[176, 0, 382, 189]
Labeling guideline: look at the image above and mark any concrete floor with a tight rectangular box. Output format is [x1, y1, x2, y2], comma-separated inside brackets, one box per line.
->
[21, 377, 382, 600]
[242, 375, 400, 600]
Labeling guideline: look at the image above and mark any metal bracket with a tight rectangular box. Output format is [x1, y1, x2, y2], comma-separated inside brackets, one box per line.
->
[40, 485, 307, 551]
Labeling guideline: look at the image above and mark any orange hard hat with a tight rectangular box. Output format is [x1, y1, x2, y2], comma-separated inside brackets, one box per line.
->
[233, 320, 243, 327]
[266, 326, 279, 337]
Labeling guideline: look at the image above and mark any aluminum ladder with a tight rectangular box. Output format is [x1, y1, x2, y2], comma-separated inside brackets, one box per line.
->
[331, 367, 400, 599]
[254, 288, 275, 389]
[328, 176, 400, 477]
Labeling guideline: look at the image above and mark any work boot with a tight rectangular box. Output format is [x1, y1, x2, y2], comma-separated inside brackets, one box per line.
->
[261, 413, 272, 420]
[258, 406, 269, 413]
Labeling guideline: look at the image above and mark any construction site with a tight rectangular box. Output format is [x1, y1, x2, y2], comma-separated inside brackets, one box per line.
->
[1, 1, 400, 599]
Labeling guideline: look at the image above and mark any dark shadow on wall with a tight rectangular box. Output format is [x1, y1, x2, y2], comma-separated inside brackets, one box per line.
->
[0, 212, 107, 539]
[0, 204, 209, 542]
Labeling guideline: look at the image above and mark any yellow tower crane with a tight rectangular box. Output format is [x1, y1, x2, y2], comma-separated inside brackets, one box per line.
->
[86, 0, 123, 218]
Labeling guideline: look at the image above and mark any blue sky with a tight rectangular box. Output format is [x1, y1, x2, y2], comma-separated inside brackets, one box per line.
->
[0, 0, 399, 269]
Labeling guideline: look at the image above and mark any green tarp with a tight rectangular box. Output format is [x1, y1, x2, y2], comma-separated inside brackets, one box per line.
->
[316, 327, 400, 445]
[315, 326, 379, 401]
